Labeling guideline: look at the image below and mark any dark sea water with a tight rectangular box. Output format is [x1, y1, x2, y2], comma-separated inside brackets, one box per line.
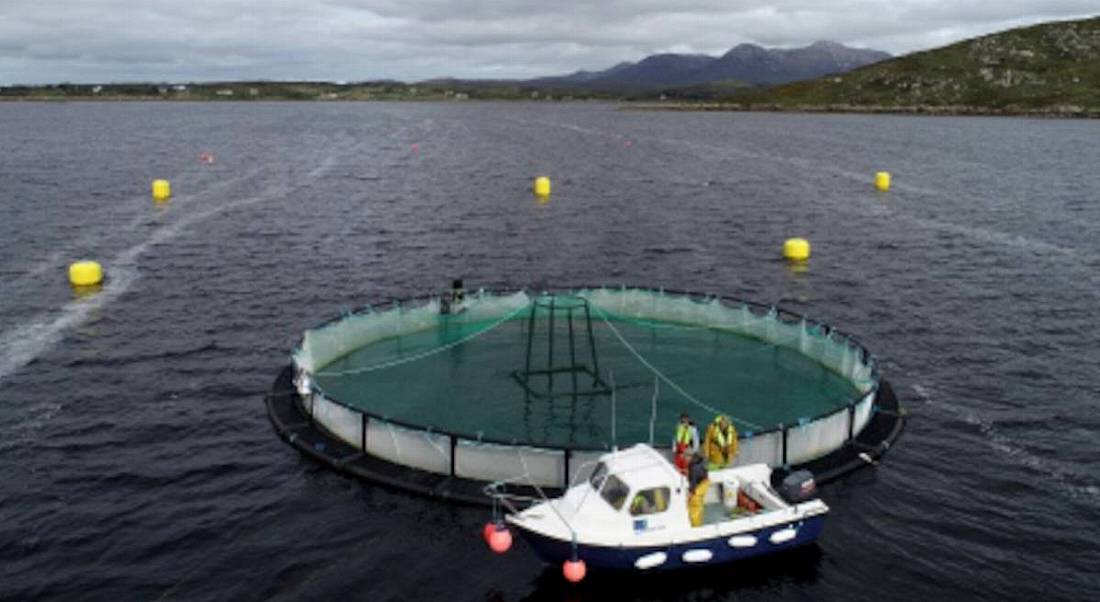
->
[1, 102, 1099, 601]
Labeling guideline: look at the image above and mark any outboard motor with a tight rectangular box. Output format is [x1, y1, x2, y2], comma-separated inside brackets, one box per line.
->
[779, 470, 817, 503]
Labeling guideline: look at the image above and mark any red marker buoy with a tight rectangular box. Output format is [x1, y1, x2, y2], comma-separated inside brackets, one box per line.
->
[563, 558, 587, 583]
[199, 152, 215, 165]
[482, 521, 496, 544]
[487, 524, 512, 554]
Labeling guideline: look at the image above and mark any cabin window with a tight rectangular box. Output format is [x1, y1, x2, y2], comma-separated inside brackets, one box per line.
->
[599, 474, 630, 511]
[629, 487, 671, 516]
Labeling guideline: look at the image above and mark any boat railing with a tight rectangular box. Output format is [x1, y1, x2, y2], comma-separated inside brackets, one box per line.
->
[484, 478, 579, 541]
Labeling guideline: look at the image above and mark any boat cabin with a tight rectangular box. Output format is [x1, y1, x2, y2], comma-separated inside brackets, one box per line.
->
[551, 445, 783, 540]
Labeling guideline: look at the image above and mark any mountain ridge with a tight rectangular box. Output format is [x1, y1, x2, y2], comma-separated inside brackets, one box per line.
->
[531, 41, 891, 88]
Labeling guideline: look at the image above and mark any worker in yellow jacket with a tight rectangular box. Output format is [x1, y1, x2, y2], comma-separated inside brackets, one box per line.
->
[703, 415, 738, 471]
[686, 454, 709, 527]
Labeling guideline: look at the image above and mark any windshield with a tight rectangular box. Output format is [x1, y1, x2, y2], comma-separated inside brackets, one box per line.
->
[599, 474, 630, 511]
[589, 462, 608, 489]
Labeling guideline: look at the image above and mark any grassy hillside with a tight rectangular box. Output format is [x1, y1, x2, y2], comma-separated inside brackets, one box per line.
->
[716, 16, 1100, 115]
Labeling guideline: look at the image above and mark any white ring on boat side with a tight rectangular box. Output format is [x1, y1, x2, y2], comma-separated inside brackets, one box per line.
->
[682, 549, 714, 563]
[634, 551, 668, 569]
[769, 527, 798, 544]
[728, 535, 758, 548]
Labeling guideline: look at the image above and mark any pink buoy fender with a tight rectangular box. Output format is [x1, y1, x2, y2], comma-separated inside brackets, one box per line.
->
[563, 558, 587, 583]
[486, 523, 512, 554]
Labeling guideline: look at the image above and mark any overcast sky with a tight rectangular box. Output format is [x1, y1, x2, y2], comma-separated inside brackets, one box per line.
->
[0, 1, 1096, 84]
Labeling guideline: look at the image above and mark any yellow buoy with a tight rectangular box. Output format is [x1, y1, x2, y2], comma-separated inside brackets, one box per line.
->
[68, 261, 104, 286]
[874, 171, 891, 192]
[152, 179, 171, 201]
[783, 238, 811, 262]
[533, 176, 551, 197]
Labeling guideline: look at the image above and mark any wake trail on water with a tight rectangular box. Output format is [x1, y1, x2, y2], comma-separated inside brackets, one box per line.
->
[912, 383, 1100, 506]
[0, 142, 366, 386]
[1, 167, 268, 294]
[632, 127, 1099, 269]
[0, 266, 138, 386]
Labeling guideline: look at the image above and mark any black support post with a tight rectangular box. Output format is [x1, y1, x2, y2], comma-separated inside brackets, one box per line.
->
[567, 307, 578, 397]
[523, 303, 536, 379]
[361, 413, 368, 451]
[547, 297, 555, 396]
[584, 304, 600, 385]
[450, 435, 458, 477]
[781, 423, 789, 466]
[564, 449, 571, 488]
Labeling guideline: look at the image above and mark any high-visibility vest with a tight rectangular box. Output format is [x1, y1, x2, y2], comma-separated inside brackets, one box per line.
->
[713, 424, 735, 449]
[675, 423, 693, 445]
[708, 422, 737, 463]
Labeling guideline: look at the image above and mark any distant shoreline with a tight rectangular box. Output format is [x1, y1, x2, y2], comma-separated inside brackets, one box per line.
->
[3, 96, 1097, 119]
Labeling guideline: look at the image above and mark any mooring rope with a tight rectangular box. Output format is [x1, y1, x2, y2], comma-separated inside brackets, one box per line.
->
[314, 303, 528, 376]
[588, 302, 764, 431]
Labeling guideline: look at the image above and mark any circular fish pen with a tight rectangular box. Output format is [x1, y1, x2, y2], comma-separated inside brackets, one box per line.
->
[275, 287, 890, 497]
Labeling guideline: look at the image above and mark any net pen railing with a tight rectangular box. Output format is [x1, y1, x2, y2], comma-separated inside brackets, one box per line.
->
[296, 387, 876, 489]
[293, 286, 878, 391]
[289, 286, 882, 489]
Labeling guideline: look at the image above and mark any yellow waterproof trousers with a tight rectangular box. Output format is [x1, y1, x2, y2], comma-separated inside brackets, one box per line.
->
[688, 479, 711, 527]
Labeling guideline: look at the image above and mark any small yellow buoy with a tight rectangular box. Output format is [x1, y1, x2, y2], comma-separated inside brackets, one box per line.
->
[783, 238, 811, 262]
[874, 171, 891, 192]
[533, 176, 551, 197]
[68, 261, 104, 286]
[152, 179, 171, 201]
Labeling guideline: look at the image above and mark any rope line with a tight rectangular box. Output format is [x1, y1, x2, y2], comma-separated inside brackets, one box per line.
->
[315, 304, 528, 376]
[602, 309, 873, 417]
[588, 302, 764, 431]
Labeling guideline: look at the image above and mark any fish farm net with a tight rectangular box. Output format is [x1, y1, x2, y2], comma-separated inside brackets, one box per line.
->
[291, 287, 879, 488]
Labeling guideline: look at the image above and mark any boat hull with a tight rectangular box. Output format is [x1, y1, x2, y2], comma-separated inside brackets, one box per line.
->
[515, 515, 826, 572]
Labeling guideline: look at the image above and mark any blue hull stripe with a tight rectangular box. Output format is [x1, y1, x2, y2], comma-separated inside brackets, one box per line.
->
[517, 516, 826, 571]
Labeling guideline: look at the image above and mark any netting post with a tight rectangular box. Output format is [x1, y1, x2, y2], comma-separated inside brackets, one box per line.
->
[547, 297, 556, 396]
[361, 413, 368, 451]
[781, 423, 789, 467]
[450, 435, 457, 477]
[610, 369, 618, 450]
[584, 303, 600, 385]
[648, 377, 658, 445]
[564, 449, 571, 488]
[567, 307, 578, 397]
[523, 303, 536, 379]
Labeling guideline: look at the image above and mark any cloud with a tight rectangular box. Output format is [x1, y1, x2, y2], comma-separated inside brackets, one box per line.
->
[0, 0, 1095, 83]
